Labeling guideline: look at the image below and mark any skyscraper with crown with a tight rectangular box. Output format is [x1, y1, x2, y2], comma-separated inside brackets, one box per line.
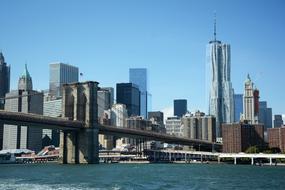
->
[3, 64, 43, 152]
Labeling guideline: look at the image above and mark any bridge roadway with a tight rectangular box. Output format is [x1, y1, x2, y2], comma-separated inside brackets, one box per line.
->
[0, 110, 221, 149]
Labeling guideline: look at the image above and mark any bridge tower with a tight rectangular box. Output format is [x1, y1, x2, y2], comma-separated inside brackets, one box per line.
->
[59, 81, 99, 164]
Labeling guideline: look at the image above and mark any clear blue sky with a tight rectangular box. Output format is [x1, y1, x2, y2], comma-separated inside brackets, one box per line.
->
[1, 0, 285, 115]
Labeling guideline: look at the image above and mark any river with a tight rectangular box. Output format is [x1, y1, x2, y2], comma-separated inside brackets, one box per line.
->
[0, 163, 284, 189]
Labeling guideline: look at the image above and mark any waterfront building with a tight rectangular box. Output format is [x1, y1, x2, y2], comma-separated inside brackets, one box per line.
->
[207, 20, 234, 137]
[0, 52, 10, 110]
[49, 62, 78, 97]
[43, 96, 62, 147]
[174, 99, 187, 118]
[268, 126, 285, 152]
[3, 65, 43, 152]
[274, 115, 283, 128]
[259, 101, 273, 130]
[116, 83, 140, 117]
[243, 75, 259, 124]
[182, 111, 216, 142]
[129, 68, 150, 119]
[165, 116, 183, 137]
[234, 94, 243, 122]
[222, 123, 264, 153]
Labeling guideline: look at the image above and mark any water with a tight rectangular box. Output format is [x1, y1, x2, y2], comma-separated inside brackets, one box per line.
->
[0, 163, 285, 190]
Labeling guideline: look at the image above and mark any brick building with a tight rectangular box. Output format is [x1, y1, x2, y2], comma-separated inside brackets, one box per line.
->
[222, 123, 264, 153]
[268, 126, 285, 152]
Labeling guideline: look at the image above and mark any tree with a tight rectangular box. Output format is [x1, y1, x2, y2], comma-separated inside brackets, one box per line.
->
[245, 146, 259, 153]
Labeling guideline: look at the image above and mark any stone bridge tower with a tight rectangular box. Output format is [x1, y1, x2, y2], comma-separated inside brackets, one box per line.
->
[59, 81, 99, 164]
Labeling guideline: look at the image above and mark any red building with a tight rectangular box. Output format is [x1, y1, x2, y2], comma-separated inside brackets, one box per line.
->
[268, 126, 285, 152]
[222, 123, 264, 153]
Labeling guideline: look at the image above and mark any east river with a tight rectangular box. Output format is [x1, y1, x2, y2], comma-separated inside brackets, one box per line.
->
[0, 163, 285, 190]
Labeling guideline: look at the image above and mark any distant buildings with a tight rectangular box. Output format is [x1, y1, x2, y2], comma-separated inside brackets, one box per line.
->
[3, 65, 43, 152]
[174, 99, 187, 118]
[234, 94, 243, 122]
[268, 126, 285, 152]
[129, 68, 151, 119]
[222, 123, 264, 153]
[49, 63, 78, 97]
[116, 83, 140, 117]
[274, 115, 283, 128]
[165, 116, 183, 137]
[243, 74, 259, 124]
[259, 101, 272, 130]
[207, 25, 234, 137]
[148, 111, 164, 126]
[182, 111, 216, 142]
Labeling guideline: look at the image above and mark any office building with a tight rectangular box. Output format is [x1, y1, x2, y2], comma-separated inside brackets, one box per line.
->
[116, 83, 140, 117]
[98, 88, 113, 119]
[207, 20, 234, 137]
[0, 52, 10, 110]
[3, 65, 43, 152]
[165, 116, 183, 137]
[268, 127, 285, 152]
[174, 99, 187, 117]
[129, 68, 150, 118]
[43, 96, 62, 147]
[182, 111, 216, 142]
[243, 75, 259, 124]
[49, 63, 78, 97]
[274, 115, 283, 128]
[234, 94, 243, 122]
[101, 87, 114, 106]
[222, 123, 264, 153]
[259, 101, 272, 130]
[148, 111, 164, 126]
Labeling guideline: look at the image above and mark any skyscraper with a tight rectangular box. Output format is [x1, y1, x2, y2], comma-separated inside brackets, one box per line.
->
[274, 115, 283, 128]
[49, 63, 78, 97]
[3, 65, 43, 152]
[116, 83, 140, 117]
[234, 94, 243, 122]
[207, 18, 234, 137]
[129, 68, 150, 119]
[243, 74, 259, 124]
[259, 101, 273, 130]
[0, 52, 10, 149]
[0, 52, 10, 109]
[174, 99, 187, 117]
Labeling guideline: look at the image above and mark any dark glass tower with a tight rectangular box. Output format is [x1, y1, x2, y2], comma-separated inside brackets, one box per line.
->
[116, 83, 140, 117]
[0, 52, 10, 109]
[174, 99, 187, 117]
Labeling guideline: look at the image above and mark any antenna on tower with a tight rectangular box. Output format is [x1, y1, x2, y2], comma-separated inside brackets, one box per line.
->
[214, 11, 217, 41]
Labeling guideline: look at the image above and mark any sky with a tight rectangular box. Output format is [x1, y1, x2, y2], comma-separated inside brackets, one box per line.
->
[1, 0, 285, 116]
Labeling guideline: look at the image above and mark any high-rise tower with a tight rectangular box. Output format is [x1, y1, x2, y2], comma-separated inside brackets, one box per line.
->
[243, 74, 259, 124]
[0, 52, 10, 109]
[207, 16, 234, 137]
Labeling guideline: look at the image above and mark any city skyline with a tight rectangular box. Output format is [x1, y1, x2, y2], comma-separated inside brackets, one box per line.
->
[1, 0, 285, 116]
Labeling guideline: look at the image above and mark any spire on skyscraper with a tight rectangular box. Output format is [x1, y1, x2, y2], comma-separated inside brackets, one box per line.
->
[214, 11, 217, 41]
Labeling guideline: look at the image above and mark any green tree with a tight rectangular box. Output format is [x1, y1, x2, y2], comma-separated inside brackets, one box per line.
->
[245, 146, 259, 153]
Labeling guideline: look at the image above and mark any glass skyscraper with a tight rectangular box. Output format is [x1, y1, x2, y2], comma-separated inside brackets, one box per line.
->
[174, 99, 187, 118]
[116, 83, 140, 117]
[0, 52, 10, 110]
[129, 68, 150, 118]
[207, 23, 234, 137]
[234, 94, 243, 122]
[49, 63, 79, 97]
